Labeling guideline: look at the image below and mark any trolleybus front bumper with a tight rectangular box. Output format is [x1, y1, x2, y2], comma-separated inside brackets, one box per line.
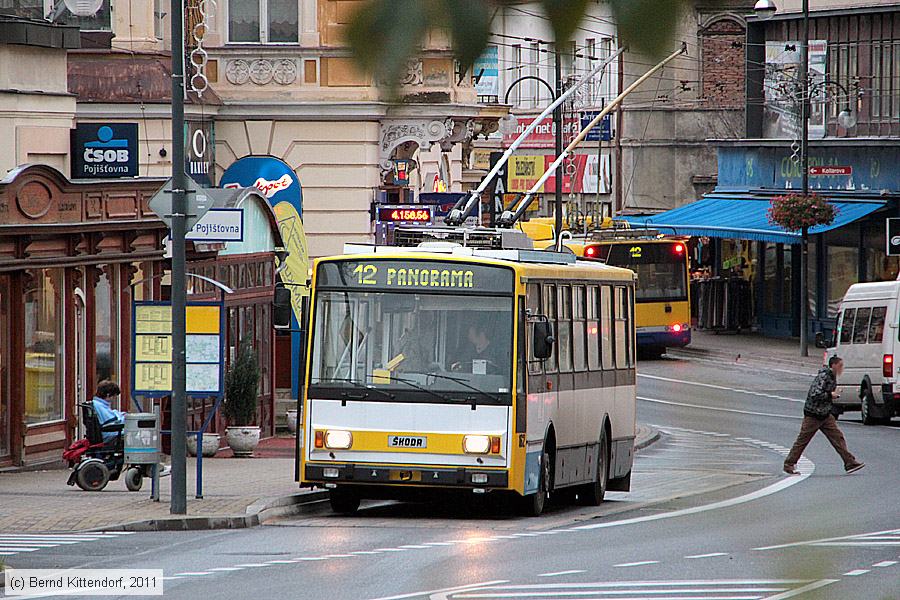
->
[305, 463, 509, 488]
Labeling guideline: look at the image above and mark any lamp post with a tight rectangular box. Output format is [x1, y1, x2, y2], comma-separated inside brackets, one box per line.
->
[503, 54, 564, 239]
[755, 0, 810, 357]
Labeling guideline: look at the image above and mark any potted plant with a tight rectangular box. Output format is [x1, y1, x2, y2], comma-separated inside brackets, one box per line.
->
[186, 432, 220, 457]
[767, 192, 837, 233]
[223, 340, 261, 457]
[286, 407, 299, 434]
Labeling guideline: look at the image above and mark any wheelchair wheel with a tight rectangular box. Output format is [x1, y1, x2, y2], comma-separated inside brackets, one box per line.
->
[76, 461, 110, 492]
[124, 467, 143, 492]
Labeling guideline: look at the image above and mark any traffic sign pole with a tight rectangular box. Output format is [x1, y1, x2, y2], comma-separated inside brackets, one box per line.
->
[169, 0, 187, 515]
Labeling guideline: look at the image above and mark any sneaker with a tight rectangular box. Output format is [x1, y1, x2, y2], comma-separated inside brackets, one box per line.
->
[845, 462, 865, 474]
[158, 464, 172, 477]
[783, 464, 800, 475]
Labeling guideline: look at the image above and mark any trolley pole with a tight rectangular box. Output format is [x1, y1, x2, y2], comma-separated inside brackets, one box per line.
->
[169, 0, 188, 515]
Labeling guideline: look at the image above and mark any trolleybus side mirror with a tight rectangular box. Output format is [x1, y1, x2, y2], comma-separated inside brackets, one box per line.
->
[273, 285, 293, 329]
[533, 320, 555, 360]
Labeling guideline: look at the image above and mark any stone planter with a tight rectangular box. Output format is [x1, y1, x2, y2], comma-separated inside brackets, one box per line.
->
[225, 426, 261, 457]
[186, 433, 220, 457]
[286, 409, 298, 434]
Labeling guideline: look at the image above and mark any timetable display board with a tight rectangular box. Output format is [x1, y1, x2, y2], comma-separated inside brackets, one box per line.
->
[132, 302, 224, 395]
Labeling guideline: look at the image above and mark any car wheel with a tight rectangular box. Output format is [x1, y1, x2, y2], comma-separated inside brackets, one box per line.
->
[75, 461, 110, 492]
[578, 429, 609, 506]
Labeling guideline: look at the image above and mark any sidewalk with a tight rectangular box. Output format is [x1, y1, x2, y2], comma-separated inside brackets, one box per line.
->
[670, 329, 824, 371]
[0, 427, 660, 534]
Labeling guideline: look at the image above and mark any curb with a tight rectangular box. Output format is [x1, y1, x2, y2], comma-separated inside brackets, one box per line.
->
[85, 490, 330, 533]
[634, 424, 660, 452]
[668, 345, 821, 371]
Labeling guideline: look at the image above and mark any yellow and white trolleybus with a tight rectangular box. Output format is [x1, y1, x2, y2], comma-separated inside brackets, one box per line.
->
[299, 245, 637, 516]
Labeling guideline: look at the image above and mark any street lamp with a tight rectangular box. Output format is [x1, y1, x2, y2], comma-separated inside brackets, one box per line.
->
[755, 0, 811, 357]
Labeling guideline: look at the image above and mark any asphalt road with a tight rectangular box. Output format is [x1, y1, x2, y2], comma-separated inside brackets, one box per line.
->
[5, 354, 900, 600]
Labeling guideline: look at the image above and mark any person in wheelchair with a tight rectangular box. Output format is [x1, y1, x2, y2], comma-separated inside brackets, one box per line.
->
[91, 380, 126, 444]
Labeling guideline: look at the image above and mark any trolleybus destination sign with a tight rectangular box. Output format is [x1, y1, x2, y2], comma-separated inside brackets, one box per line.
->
[316, 260, 514, 294]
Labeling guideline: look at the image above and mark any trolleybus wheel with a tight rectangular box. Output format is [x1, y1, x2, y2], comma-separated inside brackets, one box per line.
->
[578, 429, 609, 506]
[522, 447, 551, 517]
[329, 488, 360, 514]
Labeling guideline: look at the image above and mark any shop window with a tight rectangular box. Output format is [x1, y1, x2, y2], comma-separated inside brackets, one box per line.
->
[852, 307, 871, 344]
[95, 265, 119, 388]
[229, 0, 299, 43]
[827, 246, 859, 318]
[839, 308, 855, 344]
[763, 243, 778, 314]
[24, 269, 65, 425]
[781, 246, 793, 315]
[868, 306, 887, 343]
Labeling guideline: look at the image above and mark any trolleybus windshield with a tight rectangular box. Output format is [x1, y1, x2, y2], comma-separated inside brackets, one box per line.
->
[309, 260, 515, 404]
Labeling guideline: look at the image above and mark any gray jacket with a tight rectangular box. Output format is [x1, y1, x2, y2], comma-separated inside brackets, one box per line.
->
[804, 366, 836, 419]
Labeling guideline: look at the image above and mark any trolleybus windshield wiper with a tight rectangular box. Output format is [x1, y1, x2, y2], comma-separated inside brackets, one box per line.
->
[315, 377, 396, 401]
[421, 372, 502, 405]
[374, 374, 466, 406]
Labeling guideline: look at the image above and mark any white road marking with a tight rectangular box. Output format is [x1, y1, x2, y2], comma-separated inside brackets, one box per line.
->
[323, 553, 355, 558]
[175, 572, 212, 576]
[208, 567, 244, 571]
[365, 579, 509, 600]
[234, 563, 271, 567]
[352, 551, 382, 555]
[760, 579, 839, 599]
[614, 560, 660, 567]
[843, 569, 870, 576]
[399, 545, 431, 549]
[873, 560, 898, 567]
[637, 373, 803, 403]
[375, 547, 407, 552]
[267, 560, 297, 564]
[0, 547, 39, 552]
[424, 542, 457, 546]
[296, 557, 328, 561]
[813, 541, 900, 547]
[537, 570, 586, 577]
[685, 553, 729, 559]
[640, 396, 799, 420]
[756, 528, 900, 550]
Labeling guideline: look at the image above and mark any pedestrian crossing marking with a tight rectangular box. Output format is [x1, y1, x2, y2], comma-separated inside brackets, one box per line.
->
[0, 531, 134, 557]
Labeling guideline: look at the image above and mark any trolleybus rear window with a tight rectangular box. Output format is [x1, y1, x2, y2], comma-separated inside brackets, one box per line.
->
[601, 243, 687, 303]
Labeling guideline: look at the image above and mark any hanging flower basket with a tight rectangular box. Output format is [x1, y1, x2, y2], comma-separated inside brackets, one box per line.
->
[767, 193, 837, 232]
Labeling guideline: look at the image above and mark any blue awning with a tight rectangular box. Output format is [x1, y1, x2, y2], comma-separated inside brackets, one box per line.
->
[620, 195, 885, 244]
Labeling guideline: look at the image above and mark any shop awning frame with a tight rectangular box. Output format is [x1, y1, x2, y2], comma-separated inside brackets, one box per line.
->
[621, 194, 887, 245]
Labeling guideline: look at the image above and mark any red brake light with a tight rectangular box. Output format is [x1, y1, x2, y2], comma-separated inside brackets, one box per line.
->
[585, 246, 598, 258]
[674, 243, 685, 254]
[884, 354, 893, 378]
[671, 323, 682, 333]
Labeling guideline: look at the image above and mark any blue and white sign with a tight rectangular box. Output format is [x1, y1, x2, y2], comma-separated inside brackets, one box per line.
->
[186, 208, 244, 242]
[581, 111, 612, 142]
[473, 46, 499, 97]
[71, 123, 139, 179]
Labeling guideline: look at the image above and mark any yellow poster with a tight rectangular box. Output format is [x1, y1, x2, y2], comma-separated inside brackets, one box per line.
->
[134, 362, 172, 392]
[273, 201, 310, 324]
[186, 305, 220, 334]
[508, 156, 545, 193]
[135, 305, 172, 334]
[135, 334, 172, 362]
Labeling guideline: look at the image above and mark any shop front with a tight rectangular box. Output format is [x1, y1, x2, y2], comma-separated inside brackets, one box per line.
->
[625, 141, 900, 340]
[0, 165, 166, 467]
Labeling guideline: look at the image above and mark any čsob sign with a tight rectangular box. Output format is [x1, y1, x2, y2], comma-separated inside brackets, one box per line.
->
[71, 123, 139, 179]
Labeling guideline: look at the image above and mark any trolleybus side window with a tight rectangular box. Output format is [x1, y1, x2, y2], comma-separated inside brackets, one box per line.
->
[600, 285, 614, 370]
[839, 308, 855, 344]
[557, 285, 573, 373]
[573, 285, 587, 372]
[587, 286, 601, 371]
[615, 286, 628, 370]
[526, 283, 543, 375]
[544, 284, 558, 373]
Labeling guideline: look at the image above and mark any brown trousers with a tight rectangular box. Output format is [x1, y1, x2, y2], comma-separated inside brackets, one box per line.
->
[785, 414, 857, 468]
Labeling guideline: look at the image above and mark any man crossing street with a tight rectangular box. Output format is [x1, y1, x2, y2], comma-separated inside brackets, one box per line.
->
[784, 355, 865, 475]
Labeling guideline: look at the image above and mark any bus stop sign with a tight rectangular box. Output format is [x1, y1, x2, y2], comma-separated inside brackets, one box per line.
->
[887, 218, 900, 256]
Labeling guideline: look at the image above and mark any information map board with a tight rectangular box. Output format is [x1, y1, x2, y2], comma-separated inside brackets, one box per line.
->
[132, 302, 224, 395]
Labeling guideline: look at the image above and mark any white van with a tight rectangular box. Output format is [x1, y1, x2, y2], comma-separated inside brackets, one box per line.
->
[829, 280, 900, 425]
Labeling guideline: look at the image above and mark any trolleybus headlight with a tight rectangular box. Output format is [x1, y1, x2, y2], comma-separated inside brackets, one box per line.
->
[463, 435, 491, 454]
[324, 430, 353, 449]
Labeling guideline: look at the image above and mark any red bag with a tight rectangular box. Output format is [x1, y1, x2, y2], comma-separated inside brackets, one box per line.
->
[62, 439, 90, 462]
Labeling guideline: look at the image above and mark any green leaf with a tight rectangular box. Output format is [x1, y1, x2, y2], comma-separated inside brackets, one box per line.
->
[439, 0, 493, 75]
[609, 0, 687, 58]
[540, 0, 592, 48]
[345, 0, 429, 88]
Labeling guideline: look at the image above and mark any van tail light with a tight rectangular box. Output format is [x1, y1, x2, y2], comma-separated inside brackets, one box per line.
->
[884, 354, 894, 378]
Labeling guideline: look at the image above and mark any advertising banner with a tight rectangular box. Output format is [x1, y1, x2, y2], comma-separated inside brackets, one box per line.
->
[71, 123, 139, 179]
